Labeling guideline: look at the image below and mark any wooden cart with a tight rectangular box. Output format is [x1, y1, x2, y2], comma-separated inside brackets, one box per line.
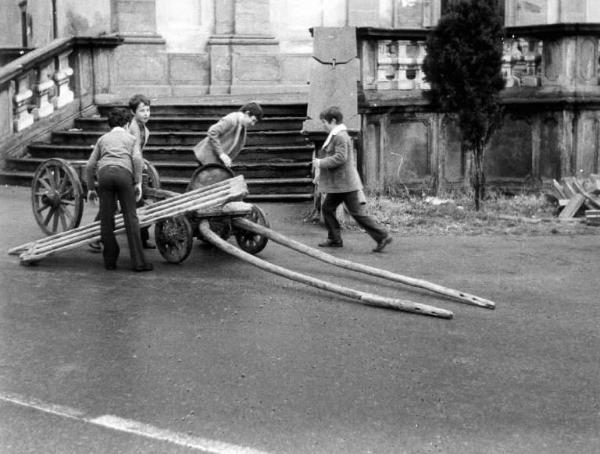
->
[25, 159, 269, 264]
[11, 160, 498, 320]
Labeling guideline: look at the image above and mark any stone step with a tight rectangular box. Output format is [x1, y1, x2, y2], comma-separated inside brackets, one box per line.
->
[26, 143, 314, 162]
[50, 130, 311, 146]
[5, 157, 311, 180]
[74, 116, 306, 132]
[96, 103, 307, 118]
[0, 169, 314, 201]
[159, 176, 314, 194]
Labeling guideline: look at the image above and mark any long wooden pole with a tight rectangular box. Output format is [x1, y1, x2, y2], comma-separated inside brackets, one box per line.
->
[232, 218, 495, 309]
[199, 220, 453, 319]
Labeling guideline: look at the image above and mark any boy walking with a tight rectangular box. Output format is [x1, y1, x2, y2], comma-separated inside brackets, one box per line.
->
[85, 108, 153, 272]
[193, 102, 263, 167]
[313, 106, 392, 253]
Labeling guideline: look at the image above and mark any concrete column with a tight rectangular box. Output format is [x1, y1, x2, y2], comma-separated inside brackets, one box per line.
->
[207, 0, 282, 95]
[109, 0, 170, 100]
[111, 0, 158, 35]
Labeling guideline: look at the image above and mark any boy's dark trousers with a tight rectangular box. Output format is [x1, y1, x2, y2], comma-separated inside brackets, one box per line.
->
[321, 190, 388, 244]
[97, 165, 149, 270]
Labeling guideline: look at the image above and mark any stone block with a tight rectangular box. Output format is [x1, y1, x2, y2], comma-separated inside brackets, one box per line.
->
[487, 116, 532, 178]
[235, 0, 270, 35]
[0, 87, 13, 138]
[385, 119, 430, 185]
[280, 54, 311, 83]
[112, 0, 157, 34]
[232, 54, 281, 82]
[168, 53, 209, 85]
[114, 45, 168, 85]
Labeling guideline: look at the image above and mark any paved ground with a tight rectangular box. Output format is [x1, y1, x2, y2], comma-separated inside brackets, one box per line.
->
[0, 185, 599, 454]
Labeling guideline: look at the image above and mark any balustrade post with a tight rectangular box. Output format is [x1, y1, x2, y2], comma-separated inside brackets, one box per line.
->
[53, 50, 74, 109]
[13, 74, 34, 132]
[376, 40, 398, 90]
[522, 39, 541, 87]
[397, 41, 416, 90]
[34, 59, 55, 119]
[416, 43, 429, 89]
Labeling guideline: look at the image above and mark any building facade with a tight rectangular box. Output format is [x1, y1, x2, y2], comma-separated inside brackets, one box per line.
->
[1, 0, 599, 193]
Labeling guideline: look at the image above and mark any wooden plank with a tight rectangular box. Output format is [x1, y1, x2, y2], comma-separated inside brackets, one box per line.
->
[585, 209, 600, 226]
[552, 179, 567, 199]
[558, 193, 585, 218]
[561, 177, 578, 199]
[571, 179, 600, 209]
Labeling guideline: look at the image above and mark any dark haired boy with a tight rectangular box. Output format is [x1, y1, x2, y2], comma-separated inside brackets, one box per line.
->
[193, 102, 263, 167]
[313, 106, 392, 253]
[85, 107, 153, 271]
[127, 93, 155, 248]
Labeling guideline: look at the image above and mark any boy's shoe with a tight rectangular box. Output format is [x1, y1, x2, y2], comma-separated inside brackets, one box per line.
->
[89, 240, 102, 252]
[372, 236, 392, 253]
[133, 263, 153, 272]
[318, 239, 343, 248]
[142, 241, 156, 249]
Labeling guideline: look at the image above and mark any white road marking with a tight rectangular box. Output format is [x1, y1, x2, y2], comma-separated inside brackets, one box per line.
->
[0, 391, 270, 454]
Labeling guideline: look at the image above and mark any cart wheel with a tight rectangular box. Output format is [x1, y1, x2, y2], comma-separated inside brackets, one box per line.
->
[155, 215, 193, 264]
[234, 205, 269, 254]
[31, 158, 84, 235]
[187, 163, 235, 240]
[143, 159, 161, 189]
[186, 163, 234, 192]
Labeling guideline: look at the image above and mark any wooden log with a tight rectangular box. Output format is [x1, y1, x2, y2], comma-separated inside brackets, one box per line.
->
[232, 218, 496, 310]
[199, 221, 453, 319]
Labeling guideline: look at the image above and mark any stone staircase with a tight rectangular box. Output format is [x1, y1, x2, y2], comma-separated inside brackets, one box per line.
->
[1, 102, 314, 202]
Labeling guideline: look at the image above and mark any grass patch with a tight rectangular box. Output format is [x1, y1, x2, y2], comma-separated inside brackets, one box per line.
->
[342, 191, 600, 236]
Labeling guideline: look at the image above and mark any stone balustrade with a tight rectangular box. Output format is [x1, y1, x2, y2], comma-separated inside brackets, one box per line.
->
[0, 36, 123, 160]
[358, 25, 600, 93]
[0, 38, 76, 133]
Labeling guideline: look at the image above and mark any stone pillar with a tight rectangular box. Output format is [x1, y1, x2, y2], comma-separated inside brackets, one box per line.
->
[34, 59, 55, 119]
[109, 0, 169, 100]
[53, 50, 74, 109]
[13, 76, 34, 132]
[208, 0, 282, 95]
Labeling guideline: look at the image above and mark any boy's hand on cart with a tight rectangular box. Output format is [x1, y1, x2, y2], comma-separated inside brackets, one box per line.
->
[219, 154, 232, 168]
[135, 183, 143, 202]
[87, 190, 98, 205]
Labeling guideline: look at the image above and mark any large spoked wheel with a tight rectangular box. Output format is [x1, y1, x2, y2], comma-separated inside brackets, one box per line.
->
[234, 205, 269, 254]
[143, 159, 161, 189]
[187, 163, 235, 240]
[31, 158, 84, 235]
[155, 215, 193, 264]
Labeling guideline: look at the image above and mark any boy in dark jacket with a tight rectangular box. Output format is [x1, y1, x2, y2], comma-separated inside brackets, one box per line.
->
[313, 106, 392, 252]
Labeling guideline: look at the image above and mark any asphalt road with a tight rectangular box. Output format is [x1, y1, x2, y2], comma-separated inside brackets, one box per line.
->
[1, 185, 599, 454]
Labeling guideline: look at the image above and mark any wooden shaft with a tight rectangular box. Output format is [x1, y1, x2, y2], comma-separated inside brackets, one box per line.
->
[232, 218, 496, 310]
[199, 221, 452, 319]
